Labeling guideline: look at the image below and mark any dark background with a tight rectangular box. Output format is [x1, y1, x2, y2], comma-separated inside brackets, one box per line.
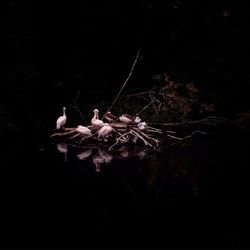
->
[1, 0, 250, 136]
[1, 1, 250, 248]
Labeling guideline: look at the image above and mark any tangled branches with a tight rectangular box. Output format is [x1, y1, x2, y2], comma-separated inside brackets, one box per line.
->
[50, 111, 162, 151]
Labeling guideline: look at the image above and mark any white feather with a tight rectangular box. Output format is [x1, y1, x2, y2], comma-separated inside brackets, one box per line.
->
[98, 123, 113, 139]
[138, 121, 147, 131]
[77, 148, 92, 160]
[56, 107, 67, 129]
[76, 125, 92, 136]
[91, 109, 105, 128]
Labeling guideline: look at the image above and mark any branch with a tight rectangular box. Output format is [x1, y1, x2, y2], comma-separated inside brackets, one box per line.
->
[108, 131, 132, 151]
[127, 97, 157, 125]
[103, 49, 141, 118]
[167, 130, 208, 141]
[50, 129, 77, 137]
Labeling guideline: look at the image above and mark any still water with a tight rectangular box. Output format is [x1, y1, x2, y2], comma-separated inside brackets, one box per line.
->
[0, 129, 249, 248]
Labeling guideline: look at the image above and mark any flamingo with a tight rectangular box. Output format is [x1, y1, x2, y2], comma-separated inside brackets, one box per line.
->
[92, 152, 104, 172]
[118, 114, 141, 124]
[136, 149, 147, 159]
[98, 123, 113, 141]
[56, 107, 67, 129]
[76, 125, 92, 137]
[138, 121, 147, 131]
[92, 147, 113, 172]
[77, 148, 92, 160]
[98, 147, 113, 163]
[91, 109, 104, 128]
[68, 125, 92, 141]
[119, 146, 129, 158]
[104, 111, 117, 123]
[134, 116, 142, 124]
[56, 143, 68, 161]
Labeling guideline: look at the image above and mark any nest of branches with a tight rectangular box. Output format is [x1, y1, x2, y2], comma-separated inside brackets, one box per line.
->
[50, 114, 162, 151]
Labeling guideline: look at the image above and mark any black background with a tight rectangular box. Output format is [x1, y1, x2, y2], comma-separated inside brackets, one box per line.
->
[1, 1, 250, 248]
[1, 0, 250, 134]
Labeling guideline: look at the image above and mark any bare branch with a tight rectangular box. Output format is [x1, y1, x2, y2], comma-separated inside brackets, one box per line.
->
[167, 130, 207, 141]
[50, 129, 77, 137]
[103, 49, 141, 118]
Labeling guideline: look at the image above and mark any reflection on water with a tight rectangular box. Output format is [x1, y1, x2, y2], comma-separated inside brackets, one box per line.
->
[1, 131, 250, 248]
[49, 133, 250, 247]
[77, 148, 92, 160]
[56, 143, 68, 161]
[55, 142, 149, 172]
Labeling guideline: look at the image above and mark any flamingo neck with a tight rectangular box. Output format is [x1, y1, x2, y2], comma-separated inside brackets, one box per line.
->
[94, 112, 99, 120]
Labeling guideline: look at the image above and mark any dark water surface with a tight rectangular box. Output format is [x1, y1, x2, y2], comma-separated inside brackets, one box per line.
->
[1, 130, 250, 248]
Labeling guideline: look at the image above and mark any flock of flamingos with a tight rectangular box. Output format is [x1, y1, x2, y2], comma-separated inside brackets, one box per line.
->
[53, 106, 162, 171]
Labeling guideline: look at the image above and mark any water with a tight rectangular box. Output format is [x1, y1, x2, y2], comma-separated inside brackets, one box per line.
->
[0, 129, 249, 248]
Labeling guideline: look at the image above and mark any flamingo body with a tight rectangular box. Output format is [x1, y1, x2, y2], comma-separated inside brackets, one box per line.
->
[98, 123, 113, 140]
[56, 143, 68, 161]
[91, 109, 105, 128]
[119, 114, 141, 124]
[104, 111, 117, 123]
[56, 107, 67, 129]
[76, 125, 92, 136]
[77, 148, 92, 160]
[138, 121, 147, 131]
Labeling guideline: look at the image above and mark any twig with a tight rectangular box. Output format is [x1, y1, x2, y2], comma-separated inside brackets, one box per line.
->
[150, 92, 159, 119]
[50, 129, 77, 137]
[159, 93, 178, 104]
[167, 130, 207, 141]
[137, 130, 160, 146]
[147, 116, 230, 126]
[103, 49, 141, 118]
[53, 127, 76, 132]
[136, 98, 157, 117]
[108, 131, 132, 151]
[166, 130, 176, 134]
[147, 126, 162, 131]
[167, 134, 184, 140]
[131, 130, 148, 146]
[131, 130, 160, 151]
[147, 129, 162, 134]
[126, 97, 157, 126]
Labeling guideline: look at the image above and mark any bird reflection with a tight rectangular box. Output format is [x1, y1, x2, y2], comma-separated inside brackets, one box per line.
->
[55, 143, 148, 170]
[57, 143, 68, 161]
[136, 149, 147, 159]
[92, 153, 104, 172]
[118, 146, 129, 158]
[97, 147, 113, 163]
[92, 147, 113, 172]
[77, 148, 92, 160]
